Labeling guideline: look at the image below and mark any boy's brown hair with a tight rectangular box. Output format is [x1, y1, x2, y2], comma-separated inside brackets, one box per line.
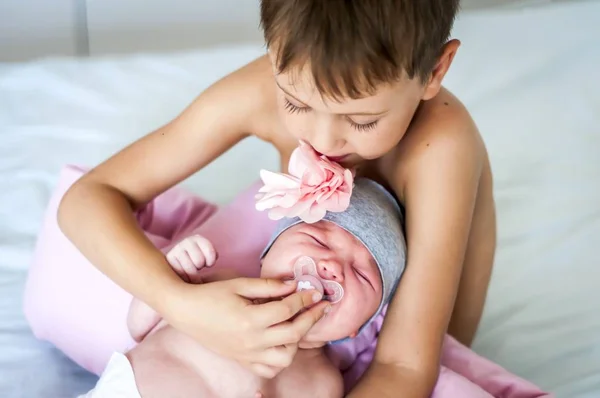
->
[260, 0, 460, 99]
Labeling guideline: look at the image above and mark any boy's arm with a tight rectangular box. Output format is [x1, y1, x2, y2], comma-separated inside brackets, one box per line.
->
[350, 114, 484, 397]
[127, 268, 242, 342]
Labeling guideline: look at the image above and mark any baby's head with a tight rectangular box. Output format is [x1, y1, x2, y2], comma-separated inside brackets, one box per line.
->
[260, 179, 406, 345]
[260, 0, 460, 167]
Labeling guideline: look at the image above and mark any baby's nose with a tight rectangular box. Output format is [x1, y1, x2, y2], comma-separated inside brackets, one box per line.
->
[317, 259, 344, 282]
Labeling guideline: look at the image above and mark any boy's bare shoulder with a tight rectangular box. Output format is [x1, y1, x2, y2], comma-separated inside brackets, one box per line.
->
[379, 88, 486, 198]
[215, 54, 279, 140]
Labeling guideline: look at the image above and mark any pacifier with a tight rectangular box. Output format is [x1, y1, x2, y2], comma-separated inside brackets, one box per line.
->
[293, 256, 344, 303]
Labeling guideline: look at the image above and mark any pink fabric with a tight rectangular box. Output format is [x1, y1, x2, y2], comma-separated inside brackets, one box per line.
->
[328, 307, 552, 397]
[24, 165, 551, 397]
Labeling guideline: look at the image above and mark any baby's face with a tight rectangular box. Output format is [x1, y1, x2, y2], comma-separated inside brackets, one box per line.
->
[261, 221, 382, 345]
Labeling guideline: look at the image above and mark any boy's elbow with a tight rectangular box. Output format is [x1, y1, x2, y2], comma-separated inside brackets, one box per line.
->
[56, 182, 80, 236]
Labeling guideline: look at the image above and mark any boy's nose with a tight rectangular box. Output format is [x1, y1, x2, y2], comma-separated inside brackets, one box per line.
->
[310, 120, 343, 156]
[317, 259, 344, 282]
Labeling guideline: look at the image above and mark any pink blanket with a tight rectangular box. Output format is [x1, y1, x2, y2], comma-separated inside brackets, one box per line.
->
[24, 165, 551, 397]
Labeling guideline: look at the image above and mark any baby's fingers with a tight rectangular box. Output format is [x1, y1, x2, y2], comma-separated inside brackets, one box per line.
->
[176, 250, 200, 277]
[182, 240, 206, 269]
[196, 236, 217, 266]
[186, 235, 217, 267]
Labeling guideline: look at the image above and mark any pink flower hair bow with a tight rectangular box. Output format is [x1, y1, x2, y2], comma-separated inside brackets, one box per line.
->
[255, 141, 355, 223]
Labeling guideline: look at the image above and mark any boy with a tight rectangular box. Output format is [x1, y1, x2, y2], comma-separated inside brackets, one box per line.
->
[80, 179, 406, 397]
[57, 1, 496, 397]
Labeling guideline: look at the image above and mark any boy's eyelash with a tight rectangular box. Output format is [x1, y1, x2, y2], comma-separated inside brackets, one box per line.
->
[284, 99, 309, 114]
[283, 98, 378, 132]
[349, 120, 378, 132]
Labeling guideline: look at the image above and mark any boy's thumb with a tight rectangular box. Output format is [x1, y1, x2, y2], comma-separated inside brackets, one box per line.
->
[235, 277, 297, 299]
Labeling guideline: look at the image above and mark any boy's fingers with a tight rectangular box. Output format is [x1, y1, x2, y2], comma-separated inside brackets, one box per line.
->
[262, 322, 307, 347]
[287, 301, 330, 338]
[253, 344, 298, 369]
[249, 362, 281, 379]
[234, 277, 297, 299]
[251, 289, 323, 327]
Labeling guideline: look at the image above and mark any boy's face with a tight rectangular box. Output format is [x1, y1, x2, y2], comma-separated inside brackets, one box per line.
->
[261, 221, 382, 345]
[268, 40, 459, 167]
[270, 57, 425, 168]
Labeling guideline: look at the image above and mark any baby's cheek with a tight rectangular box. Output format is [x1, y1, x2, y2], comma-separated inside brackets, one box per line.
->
[321, 303, 364, 340]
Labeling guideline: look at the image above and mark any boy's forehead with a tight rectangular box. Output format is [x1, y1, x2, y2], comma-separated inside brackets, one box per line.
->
[273, 68, 416, 113]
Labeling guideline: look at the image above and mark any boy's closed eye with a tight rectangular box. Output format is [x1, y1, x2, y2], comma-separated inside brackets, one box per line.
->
[283, 98, 380, 132]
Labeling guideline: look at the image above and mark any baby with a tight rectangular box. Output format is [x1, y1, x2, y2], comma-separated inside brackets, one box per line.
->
[79, 178, 406, 398]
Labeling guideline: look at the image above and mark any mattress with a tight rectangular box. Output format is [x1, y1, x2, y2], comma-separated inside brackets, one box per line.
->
[1, 1, 599, 397]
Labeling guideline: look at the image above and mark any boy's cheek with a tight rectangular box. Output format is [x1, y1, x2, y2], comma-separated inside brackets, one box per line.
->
[276, 111, 310, 139]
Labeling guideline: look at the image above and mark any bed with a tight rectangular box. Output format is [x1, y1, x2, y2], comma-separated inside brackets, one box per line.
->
[1, 1, 599, 397]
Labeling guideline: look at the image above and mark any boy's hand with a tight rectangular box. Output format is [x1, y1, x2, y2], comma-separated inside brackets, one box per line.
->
[162, 278, 330, 379]
[166, 235, 217, 283]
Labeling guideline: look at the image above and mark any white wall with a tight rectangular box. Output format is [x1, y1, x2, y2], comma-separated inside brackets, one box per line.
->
[0, 0, 569, 61]
[86, 0, 263, 55]
[0, 0, 85, 61]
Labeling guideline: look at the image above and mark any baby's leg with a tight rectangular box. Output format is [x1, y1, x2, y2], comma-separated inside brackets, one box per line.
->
[269, 349, 344, 398]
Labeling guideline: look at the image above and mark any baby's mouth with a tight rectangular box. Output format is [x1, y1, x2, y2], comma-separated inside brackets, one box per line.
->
[292, 256, 344, 303]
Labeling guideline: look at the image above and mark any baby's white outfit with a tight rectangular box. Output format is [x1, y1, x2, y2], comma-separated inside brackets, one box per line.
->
[77, 352, 141, 397]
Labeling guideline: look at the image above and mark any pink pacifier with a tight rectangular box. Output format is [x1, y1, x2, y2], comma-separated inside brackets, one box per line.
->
[293, 256, 344, 303]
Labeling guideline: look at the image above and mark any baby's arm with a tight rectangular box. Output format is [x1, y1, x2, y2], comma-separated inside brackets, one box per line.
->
[127, 235, 217, 342]
[268, 349, 344, 398]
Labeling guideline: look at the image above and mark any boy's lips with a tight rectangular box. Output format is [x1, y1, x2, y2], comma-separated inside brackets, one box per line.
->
[326, 155, 348, 162]
[313, 150, 349, 162]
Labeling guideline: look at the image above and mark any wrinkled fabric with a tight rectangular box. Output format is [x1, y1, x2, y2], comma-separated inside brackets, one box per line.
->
[25, 165, 550, 397]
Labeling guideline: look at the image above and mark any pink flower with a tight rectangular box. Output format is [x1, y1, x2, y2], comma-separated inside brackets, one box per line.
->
[255, 141, 354, 223]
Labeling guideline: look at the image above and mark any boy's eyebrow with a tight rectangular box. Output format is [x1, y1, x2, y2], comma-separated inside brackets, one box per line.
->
[275, 80, 389, 117]
[275, 80, 308, 106]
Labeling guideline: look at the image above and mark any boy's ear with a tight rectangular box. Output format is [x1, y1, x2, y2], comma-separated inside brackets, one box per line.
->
[422, 39, 461, 101]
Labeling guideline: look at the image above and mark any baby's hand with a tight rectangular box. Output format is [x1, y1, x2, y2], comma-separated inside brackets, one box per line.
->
[166, 235, 217, 283]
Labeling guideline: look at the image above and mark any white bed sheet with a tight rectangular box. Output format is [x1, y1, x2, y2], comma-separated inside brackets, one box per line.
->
[1, 1, 599, 397]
